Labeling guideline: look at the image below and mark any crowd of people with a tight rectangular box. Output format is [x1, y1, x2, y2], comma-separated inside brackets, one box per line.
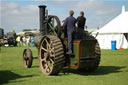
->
[16, 36, 35, 47]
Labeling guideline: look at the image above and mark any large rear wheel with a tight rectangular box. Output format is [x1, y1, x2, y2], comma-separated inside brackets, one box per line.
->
[86, 42, 101, 72]
[39, 35, 65, 75]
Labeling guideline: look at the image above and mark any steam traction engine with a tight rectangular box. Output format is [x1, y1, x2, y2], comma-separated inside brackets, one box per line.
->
[23, 5, 101, 75]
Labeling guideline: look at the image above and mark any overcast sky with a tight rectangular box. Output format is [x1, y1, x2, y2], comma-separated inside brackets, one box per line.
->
[0, 0, 128, 33]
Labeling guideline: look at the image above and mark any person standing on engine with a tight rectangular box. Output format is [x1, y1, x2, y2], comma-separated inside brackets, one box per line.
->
[64, 10, 77, 54]
[77, 11, 86, 30]
[77, 11, 86, 38]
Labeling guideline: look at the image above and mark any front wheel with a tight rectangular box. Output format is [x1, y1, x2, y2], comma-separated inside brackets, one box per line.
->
[23, 48, 33, 68]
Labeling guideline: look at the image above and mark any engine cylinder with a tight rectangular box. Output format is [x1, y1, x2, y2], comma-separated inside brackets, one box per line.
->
[34, 34, 44, 48]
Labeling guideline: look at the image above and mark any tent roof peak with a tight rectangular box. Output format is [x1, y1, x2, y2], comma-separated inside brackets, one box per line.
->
[122, 5, 126, 13]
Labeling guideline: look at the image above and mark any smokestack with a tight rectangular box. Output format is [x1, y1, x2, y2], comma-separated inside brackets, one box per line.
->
[39, 5, 46, 35]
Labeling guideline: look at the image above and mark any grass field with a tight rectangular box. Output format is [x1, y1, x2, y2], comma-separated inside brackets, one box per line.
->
[0, 46, 128, 85]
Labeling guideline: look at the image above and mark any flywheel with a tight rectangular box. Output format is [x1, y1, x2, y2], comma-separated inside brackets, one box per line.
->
[47, 16, 62, 37]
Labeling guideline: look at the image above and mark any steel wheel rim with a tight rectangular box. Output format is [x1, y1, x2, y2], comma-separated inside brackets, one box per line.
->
[40, 37, 55, 74]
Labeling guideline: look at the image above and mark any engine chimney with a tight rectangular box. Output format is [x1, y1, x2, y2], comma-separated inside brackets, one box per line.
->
[39, 5, 46, 35]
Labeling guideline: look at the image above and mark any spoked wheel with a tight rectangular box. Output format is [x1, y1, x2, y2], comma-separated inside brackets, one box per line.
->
[39, 35, 65, 75]
[23, 48, 33, 68]
[47, 16, 62, 37]
[86, 42, 101, 72]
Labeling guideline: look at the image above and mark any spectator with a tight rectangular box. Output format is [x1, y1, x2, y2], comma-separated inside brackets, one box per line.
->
[20, 36, 23, 46]
[17, 36, 21, 46]
[31, 37, 35, 47]
[26, 37, 30, 47]
[23, 37, 26, 46]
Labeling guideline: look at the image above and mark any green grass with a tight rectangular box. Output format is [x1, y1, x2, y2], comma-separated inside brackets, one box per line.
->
[0, 46, 128, 85]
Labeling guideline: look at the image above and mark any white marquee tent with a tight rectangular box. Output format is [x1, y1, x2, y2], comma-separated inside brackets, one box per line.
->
[92, 6, 128, 49]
